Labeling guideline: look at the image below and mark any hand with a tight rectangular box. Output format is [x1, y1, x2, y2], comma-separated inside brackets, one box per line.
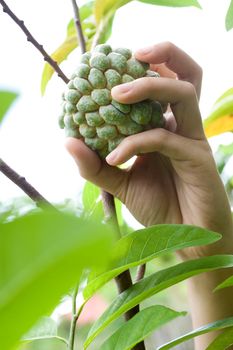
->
[66, 42, 233, 260]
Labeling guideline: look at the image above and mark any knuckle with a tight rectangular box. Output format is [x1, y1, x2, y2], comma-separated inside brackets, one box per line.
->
[162, 41, 175, 52]
[183, 81, 196, 97]
[156, 128, 168, 149]
[122, 136, 135, 151]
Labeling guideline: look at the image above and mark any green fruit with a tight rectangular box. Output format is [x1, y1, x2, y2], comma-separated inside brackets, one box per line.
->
[59, 44, 164, 158]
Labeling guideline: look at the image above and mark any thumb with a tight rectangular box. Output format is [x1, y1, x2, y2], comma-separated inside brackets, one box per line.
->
[65, 138, 128, 200]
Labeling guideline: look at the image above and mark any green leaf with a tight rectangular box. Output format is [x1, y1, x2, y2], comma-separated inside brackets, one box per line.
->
[137, 0, 201, 8]
[206, 326, 233, 350]
[40, 36, 77, 95]
[215, 87, 233, 104]
[22, 316, 68, 345]
[82, 181, 101, 212]
[94, 0, 131, 24]
[101, 305, 186, 350]
[84, 255, 233, 348]
[82, 181, 104, 220]
[158, 316, 233, 349]
[204, 91, 233, 137]
[0, 211, 112, 350]
[97, 13, 115, 44]
[83, 225, 221, 299]
[41, 1, 95, 95]
[115, 198, 124, 227]
[226, 0, 233, 31]
[0, 90, 18, 124]
[214, 275, 233, 291]
[218, 142, 233, 156]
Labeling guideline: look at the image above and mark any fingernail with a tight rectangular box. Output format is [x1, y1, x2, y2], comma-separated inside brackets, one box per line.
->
[112, 82, 132, 94]
[106, 151, 118, 164]
[136, 46, 153, 55]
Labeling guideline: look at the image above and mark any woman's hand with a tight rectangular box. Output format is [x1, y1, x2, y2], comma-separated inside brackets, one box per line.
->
[66, 42, 233, 260]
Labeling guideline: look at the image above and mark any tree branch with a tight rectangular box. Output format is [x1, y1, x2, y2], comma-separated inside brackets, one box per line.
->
[70, 0, 86, 54]
[0, 158, 57, 211]
[136, 264, 146, 282]
[0, 0, 69, 84]
[101, 191, 145, 350]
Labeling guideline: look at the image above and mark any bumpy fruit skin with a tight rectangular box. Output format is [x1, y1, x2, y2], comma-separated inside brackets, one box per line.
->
[59, 44, 165, 159]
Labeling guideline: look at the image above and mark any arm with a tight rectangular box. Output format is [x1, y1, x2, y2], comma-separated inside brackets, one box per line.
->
[66, 42, 233, 349]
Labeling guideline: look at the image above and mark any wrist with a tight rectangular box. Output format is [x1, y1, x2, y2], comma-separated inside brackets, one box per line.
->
[177, 221, 233, 261]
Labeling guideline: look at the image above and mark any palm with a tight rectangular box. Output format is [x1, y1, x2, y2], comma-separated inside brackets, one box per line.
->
[122, 140, 221, 235]
[123, 153, 181, 227]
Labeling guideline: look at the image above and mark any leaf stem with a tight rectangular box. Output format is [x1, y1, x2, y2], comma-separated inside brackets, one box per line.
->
[0, 158, 57, 211]
[70, 0, 86, 54]
[68, 280, 87, 350]
[0, 0, 69, 84]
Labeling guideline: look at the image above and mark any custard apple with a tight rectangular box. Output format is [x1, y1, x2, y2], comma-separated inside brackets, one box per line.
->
[59, 44, 165, 159]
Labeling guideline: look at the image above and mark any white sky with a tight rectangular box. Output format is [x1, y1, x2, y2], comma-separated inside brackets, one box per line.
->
[0, 0, 233, 205]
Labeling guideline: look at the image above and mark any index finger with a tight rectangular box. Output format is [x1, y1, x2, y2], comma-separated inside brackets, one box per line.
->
[135, 42, 202, 100]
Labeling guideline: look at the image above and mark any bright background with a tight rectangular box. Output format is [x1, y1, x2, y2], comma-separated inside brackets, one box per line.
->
[0, 0, 233, 207]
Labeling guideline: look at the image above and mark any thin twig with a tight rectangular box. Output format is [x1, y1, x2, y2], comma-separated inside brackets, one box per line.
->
[70, 0, 86, 54]
[0, 0, 69, 84]
[100, 191, 145, 350]
[0, 158, 57, 211]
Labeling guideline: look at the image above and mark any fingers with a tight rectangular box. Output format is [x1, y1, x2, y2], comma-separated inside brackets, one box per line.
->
[135, 42, 202, 100]
[105, 128, 199, 166]
[65, 138, 127, 200]
[112, 77, 205, 140]
[150, 63, 177, 79]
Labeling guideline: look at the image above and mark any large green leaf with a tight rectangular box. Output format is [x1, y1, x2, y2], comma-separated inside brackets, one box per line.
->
[138, 0, 201, 8]
[101, 305, 186, 350]
[214, 274, 233, 291]
[0, 90, 18, 124]
[22, 316, 68, 345]
[41, 1, 95, 95]
[226, 0, 233, 31]
[84, 255, 233, 348]
[158, 317, 233, 349]
[83, 225, 221, 299]
[206, 326, 233, 350]
[0, 211, 112, 350]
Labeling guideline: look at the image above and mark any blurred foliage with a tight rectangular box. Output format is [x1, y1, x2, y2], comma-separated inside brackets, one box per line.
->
[214, 141, 233, 206]
[226, 0, 233, 31]
[204, 87, 233, 137]
[0, 210, 112, 350]
[0, 90, 18, 124]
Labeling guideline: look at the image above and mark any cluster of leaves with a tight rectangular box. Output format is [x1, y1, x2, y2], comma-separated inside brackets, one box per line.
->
[41, 0, 198, 95]
[11, 200, 233, 349]
[0, 209, 113, 350]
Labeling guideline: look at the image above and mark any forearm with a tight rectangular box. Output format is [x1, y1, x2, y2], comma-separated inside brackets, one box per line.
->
[187, 263, 233, 349]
